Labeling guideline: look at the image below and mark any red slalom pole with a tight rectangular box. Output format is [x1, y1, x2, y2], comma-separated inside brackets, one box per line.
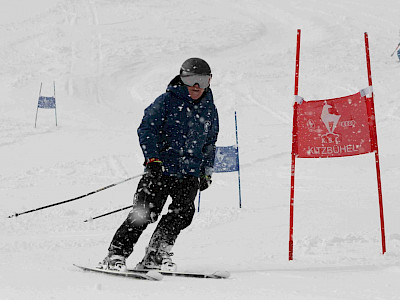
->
[364, 32, 386, 254]
[289, 29, 301, 261]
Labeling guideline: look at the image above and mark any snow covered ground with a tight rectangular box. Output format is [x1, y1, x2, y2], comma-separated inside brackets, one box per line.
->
[1, 0, 400, 299]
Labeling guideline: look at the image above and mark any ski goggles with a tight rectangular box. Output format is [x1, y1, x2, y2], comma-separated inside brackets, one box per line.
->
[180, 73, 211, 89]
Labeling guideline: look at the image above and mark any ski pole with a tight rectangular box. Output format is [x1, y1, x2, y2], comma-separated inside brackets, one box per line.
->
[390, 43, 400, 56]
[83, 205, 133, 222]
[8, 172, 145, 218]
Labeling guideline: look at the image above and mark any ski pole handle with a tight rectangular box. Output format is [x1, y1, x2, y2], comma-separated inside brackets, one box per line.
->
[8, 172, 146, 218]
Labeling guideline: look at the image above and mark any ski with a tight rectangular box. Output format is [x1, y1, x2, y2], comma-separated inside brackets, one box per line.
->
[128, 268, 230, 279]
[73, 264, 163, 281]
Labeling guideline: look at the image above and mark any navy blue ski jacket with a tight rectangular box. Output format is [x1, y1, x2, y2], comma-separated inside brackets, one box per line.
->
[138, 76, 219, 178]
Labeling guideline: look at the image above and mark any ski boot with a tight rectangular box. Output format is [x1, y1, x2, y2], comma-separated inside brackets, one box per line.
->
[136, 246, 177, 271]
[98, 254, 127, 272]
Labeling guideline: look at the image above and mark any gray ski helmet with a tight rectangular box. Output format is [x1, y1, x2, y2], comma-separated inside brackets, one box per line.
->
[180, 58, 211, 75]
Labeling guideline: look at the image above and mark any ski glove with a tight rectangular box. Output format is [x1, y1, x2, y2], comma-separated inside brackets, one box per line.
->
[146, 158, 164, 179]
[199, 175, 212, 191]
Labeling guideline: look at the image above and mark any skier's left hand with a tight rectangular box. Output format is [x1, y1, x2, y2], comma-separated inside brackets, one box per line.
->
[199, 175, 212, 191]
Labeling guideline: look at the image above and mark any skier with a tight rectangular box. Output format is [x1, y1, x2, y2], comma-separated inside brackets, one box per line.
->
[391, 42, 400, 60]
[99, 58, 219, 272]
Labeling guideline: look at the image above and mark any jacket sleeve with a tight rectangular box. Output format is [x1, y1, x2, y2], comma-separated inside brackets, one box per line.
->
[201, 106, 219, 177]
[137, 95, 166, 161]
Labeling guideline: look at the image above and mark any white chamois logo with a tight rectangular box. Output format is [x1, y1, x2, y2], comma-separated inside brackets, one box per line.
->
[321, 101, 341, 144]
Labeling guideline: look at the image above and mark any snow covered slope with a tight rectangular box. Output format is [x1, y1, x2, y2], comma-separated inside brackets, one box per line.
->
[1, 0, 400, 299]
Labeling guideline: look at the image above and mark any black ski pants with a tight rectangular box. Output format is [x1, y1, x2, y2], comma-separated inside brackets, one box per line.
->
[108, 174, 199, 257]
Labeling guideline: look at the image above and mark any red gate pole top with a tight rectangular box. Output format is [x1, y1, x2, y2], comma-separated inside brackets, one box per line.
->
[294, 29, 301, 96]
[364, 33, 373, 87]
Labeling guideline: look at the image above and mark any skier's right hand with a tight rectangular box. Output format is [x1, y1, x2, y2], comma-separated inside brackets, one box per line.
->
[146, 158, 164, 179]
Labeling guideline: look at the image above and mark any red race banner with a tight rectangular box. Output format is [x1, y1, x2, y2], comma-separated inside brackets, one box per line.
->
[294, 92, 375, 158]
[289, 31, 385, 261]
